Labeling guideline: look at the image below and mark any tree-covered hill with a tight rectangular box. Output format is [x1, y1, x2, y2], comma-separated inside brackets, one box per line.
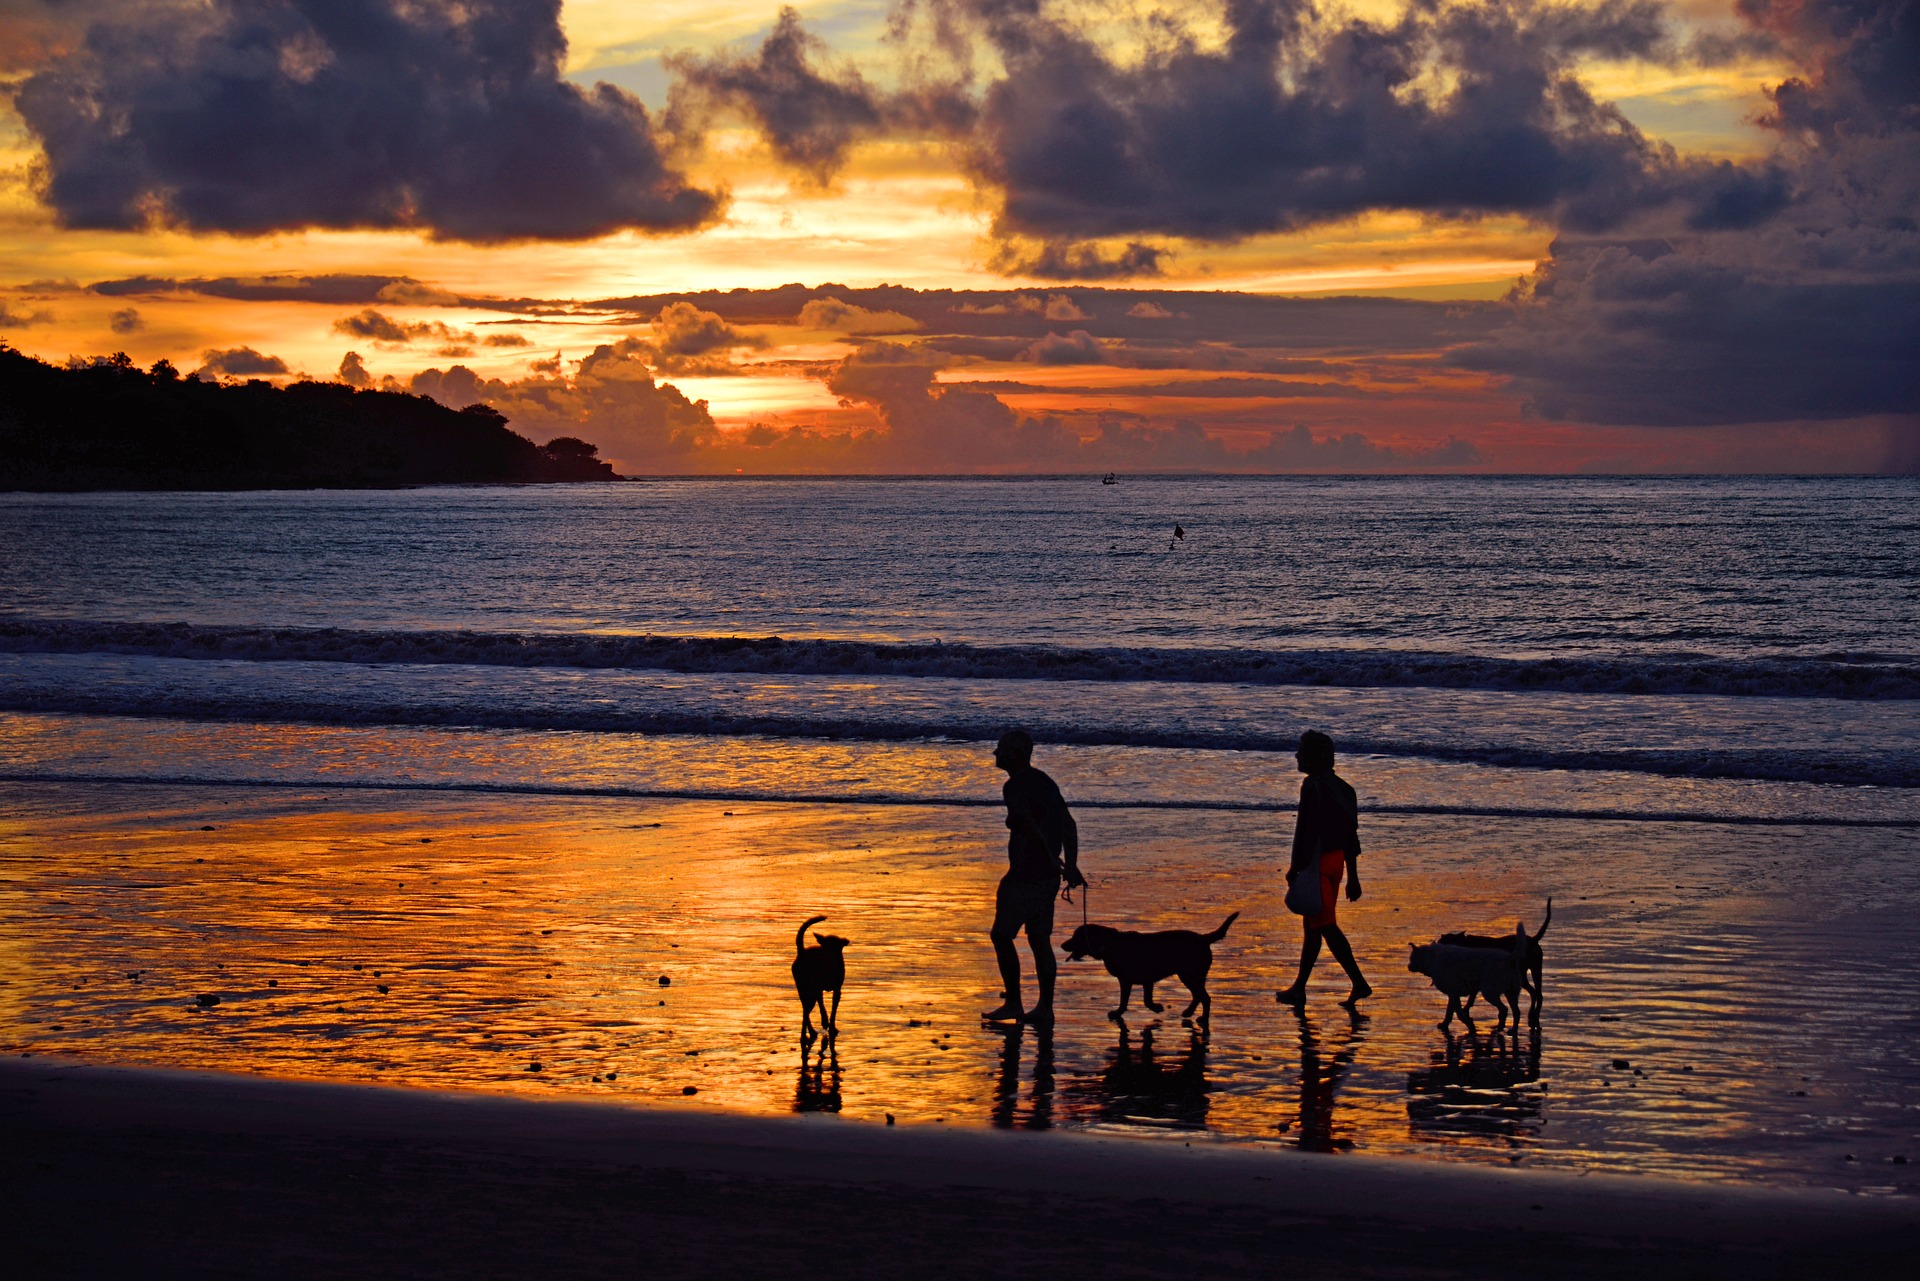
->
[0, 346, 620, 490]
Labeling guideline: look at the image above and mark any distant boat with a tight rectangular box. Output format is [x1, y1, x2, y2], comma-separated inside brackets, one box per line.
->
[1101, 472, 1117, 485]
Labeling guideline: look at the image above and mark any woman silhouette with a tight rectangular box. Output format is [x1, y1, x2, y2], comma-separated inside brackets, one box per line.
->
[1275, 730, 1372, 1008]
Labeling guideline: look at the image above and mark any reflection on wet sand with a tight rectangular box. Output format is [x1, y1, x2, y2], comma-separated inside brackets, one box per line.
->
[4, 781, 1917, 1192]
[989, 1022, 1055, 1130]
[1280, 1008, 1366, 1152]
[1407, 1029, 1544, 1148]
[796, 1039, 842, 1114]
[1070, 1020, 1212, 1131]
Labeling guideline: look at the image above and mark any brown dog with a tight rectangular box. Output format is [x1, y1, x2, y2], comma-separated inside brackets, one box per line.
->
[790, 914, 849, 1040]
[1061, 912, 1238, 1023]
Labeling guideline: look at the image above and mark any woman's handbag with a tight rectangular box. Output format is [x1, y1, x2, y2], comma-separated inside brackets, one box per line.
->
[1284, 861, 1322, 917]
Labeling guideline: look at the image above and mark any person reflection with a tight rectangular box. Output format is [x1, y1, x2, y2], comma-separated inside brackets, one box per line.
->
[1282, 1006, 1365, 1152]
[794, 1036, 842, 1114]
[1406, 1025, 1544, 1143]
[1083, 1020, 1211, 1129]
[988, 1021, 1055, 1130]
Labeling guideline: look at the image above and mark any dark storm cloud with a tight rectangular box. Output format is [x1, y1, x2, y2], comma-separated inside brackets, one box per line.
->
[1458, 240, 1920, 424]
[1021, 329, 1109, 364]
[107, 307, 143, 334]
[331, 309, 474, 346]
[197, 346, 288, 377]
[989, 239, 1167, 280]
[13, 0, 720, 241]
[688, 0, 1771, 246]
[1459, 1, 1920, 437]
[668, 6, 887, 179]
[87, 274, 570, 313]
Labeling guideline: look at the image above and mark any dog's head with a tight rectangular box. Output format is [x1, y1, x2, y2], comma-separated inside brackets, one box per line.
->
[1060, 924, 1118, 961]
[812, 933, 850, 953]
[1408, 942, 1434, 975]
[1436, 931, 1467, 948]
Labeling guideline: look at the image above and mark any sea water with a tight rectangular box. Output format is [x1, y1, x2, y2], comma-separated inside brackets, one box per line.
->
[1, 476, 1915, 1191]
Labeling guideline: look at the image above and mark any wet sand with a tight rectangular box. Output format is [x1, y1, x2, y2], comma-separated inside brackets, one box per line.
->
[4, 778, 1918, 1192]
[5, 1057, 1912, 1280]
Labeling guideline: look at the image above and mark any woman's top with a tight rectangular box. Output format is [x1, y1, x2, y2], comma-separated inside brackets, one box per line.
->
[1290, 768, 1361, 874]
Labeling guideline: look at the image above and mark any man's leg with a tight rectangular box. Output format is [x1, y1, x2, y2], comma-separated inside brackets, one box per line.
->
[1276, 925, 1323, 1004]
[983, 881, 1026, 1019]
[1025, 916, 1057, 1019]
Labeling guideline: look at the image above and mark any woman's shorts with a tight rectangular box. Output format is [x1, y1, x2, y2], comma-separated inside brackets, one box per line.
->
[1304, 849, 1347, 929]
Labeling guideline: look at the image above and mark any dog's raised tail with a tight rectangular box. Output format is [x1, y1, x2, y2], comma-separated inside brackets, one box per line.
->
[1529, 897, 1553, 944]
[795, 914, 828, 954]
[1205, 911, 1241, 943]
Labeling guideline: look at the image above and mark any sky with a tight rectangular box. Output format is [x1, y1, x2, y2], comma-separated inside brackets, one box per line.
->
[0, 0, 1914, 473]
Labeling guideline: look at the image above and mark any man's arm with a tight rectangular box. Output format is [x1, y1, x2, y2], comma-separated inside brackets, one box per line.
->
[1060, 809, 1084, 888]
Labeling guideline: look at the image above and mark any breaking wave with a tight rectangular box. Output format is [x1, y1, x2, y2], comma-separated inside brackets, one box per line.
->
[3, 619, 1915, 700]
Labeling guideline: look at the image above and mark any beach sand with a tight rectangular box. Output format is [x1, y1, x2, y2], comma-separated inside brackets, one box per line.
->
[5, 1056, 1913, 1280]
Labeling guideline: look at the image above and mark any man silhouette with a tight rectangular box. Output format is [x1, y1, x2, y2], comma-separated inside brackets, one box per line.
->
[982, 730, 1084, 1025]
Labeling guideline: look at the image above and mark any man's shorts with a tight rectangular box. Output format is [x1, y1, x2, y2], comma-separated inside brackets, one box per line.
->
[992, 876, 1058, 937]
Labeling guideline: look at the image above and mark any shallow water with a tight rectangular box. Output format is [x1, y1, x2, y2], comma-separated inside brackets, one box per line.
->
[4, 779, 1916, 1194]
[1, 477, 1915, 1193]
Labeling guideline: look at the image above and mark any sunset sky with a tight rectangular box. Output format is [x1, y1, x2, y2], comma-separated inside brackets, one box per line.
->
[1, 0, 1914, 473]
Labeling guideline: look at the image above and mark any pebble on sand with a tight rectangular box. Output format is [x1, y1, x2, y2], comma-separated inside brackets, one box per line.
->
[682, 1086, 698, 1095]
[194, 994, 220, 1008]
[658, 975, 671, 986]
[527, 1063, 542, 1072]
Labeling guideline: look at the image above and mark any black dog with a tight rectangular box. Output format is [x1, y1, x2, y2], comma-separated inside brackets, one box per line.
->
[790, 914, 849, 1040]
[1438, 898, 1551, 1023]
[1061, 912, 1239, 1022]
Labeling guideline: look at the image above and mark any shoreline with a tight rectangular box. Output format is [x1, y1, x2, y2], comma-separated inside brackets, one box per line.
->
[6, 1057, 1913, 1278]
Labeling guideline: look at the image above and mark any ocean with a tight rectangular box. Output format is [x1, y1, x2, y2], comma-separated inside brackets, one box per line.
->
[2, 475, 1916, 1191]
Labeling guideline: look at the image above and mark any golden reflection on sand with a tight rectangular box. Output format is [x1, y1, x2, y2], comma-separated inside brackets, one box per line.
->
[2, 782, 1916, 1190]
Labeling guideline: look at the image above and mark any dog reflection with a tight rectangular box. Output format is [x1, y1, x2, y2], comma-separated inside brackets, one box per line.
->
[989, 1021, 1055, 1131]
[1073, 1020, 1211, 1129]
[1405, 1027, 1543, 1142]
[794, 1038, 842, 1114]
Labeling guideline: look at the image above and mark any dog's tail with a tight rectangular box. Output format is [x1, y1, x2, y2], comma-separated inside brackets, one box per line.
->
[796, 914, 828, 955]
[1529, 897, 1553, 944]
[1204, 911, 1241, 943]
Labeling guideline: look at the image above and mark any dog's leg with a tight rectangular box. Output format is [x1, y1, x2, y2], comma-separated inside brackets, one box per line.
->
[1181, 977, 1208, 1023]
[1440, 995, 1457, 1030]
[828, 985, 841, 1037]
[1110, 982, 1132, 1020]
[1142, 982, 1163, 1014]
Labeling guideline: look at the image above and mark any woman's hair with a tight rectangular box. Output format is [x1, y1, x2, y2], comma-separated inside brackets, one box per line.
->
[1298, 729, 1335, 770]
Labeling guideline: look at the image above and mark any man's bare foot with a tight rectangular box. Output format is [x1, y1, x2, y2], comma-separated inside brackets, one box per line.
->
[1339, 979, 1374, 1008]
[981, 1003, 1024, 1022]
[1020, 1004, 1054, 1025]
[1275, 985, 1306, 1007]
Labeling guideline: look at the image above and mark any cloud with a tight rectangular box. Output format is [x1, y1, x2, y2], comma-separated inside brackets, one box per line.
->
[338, 352, 372, 388]
[1456, 1, 1920, 439]
[990, 240, 1166, 280]
[408, 341, 720, 471]
[641, 301, 765, 374]
[107, 307, 143, 334]
[796, 297, 920, 334]
[483, 333, 533, 348]
[197, 346, 289, 377]
[667, 6, 886, 180]
[15, 0, 720, 241]
[331, 309, 474, 347]
[1022, 329, 1109, 365]
[0, 304, 55, 328]
[1127, 301, 1175, 319]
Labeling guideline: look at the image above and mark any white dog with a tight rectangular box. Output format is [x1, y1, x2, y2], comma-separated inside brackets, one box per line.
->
[1408, 928, 1528, 1030]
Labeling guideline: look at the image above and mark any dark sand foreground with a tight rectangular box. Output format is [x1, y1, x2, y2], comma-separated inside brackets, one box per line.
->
[4, 1059, 1912, 1280]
